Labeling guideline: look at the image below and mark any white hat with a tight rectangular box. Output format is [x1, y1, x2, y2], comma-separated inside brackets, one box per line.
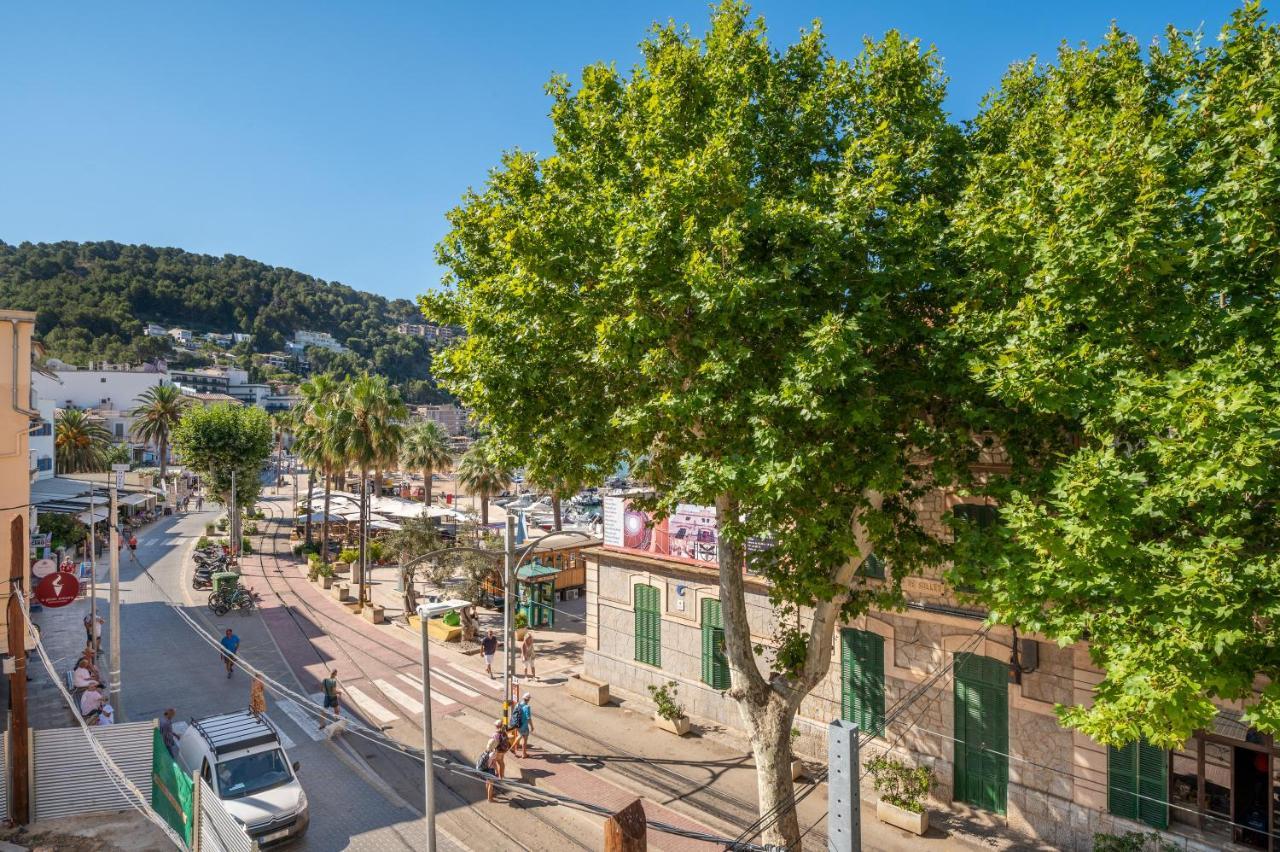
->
[522, 692, 531, 701]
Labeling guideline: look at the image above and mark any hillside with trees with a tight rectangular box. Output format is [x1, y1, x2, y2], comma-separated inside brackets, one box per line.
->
[0, 240, 449, 402]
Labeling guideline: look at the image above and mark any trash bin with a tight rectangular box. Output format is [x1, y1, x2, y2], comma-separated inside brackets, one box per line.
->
[164, 506, 173, 516]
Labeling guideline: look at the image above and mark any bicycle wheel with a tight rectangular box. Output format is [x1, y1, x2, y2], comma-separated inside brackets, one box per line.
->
[212, 601, 231, 616]
[237, 595, 256, 616]
[207, 591, 226, 611]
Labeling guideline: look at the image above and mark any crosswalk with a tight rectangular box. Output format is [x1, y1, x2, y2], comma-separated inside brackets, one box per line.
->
[336, 661, 503, 729]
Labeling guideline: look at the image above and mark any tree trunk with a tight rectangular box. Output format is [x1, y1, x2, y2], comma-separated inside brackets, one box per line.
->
[552, 493, 562, 531]
[423, 466, 432, 507]
[460, 605, 477, 644]
[305, 472, 315, 547]
[480, 490, 490, 528]
[158, 435, 168, 482]
[321, 474, 332, 565]
[375, 468, 383, 500]
[402, 565, 416, 618]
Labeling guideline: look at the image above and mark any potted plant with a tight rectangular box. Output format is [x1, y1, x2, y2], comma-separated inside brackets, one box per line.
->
[866, 754, 933, 836]
[205, 523, 217, 537]
[317, 561, 335, 589]
[514, 610, 529, 641]
[337, 548, 358, 573]
[790, 727, 804, 780]
[647, 681, 690, 736]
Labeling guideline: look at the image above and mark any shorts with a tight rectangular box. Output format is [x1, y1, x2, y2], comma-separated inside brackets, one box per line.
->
[517, 724, 530, 738]
[483, 653, 495, 667]
[323, 695, 339, 710]
[222, 653, 234, 666]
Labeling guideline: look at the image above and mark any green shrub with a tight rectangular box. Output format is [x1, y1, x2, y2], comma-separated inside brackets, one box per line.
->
[316, 562, 335, 578]
[866, 754, 933, 814]
[1092, 832, 1179, 852]
[368, 541, 385, 563]
[205, 523, 217, 536]
[646, 681, 685, 722]
[245, 523, 259, 536]
[307, 562, 320, 581]
[197, 536, 211, 549]
[292, 543, 304, 556]
[514, 610, 528, 630]
[339, 548, 359, 564]
[217, 517, 229, 531]
[241, 536, 252, 555]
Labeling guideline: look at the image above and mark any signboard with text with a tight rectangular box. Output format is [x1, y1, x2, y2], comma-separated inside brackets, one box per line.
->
[34, 571, 80, 607]
[601, 495, 720, 566]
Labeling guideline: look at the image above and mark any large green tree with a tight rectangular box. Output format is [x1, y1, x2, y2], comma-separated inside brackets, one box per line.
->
[172, 403, 273, 552]
[952, 5, 1280, 748]
[129, 384, 189, 481]
[427, 3, 974, 843]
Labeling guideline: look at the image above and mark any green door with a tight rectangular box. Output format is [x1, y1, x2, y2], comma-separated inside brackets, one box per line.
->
[953, 653, 1008, 814]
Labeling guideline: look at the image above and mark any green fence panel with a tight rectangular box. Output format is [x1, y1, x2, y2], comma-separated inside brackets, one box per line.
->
[151, 728, 195, 846]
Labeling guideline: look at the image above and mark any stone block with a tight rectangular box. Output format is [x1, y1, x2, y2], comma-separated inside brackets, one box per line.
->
[568, 673, 610, 706]
[363, 604, 385, 624]
[331, 582, 350, 601]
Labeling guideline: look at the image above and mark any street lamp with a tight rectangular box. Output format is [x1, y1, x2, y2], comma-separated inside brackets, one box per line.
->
[414, 598, 469, 852]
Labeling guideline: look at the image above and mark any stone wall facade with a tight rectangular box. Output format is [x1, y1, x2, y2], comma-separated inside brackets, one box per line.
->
[582, 546, 1237, 852]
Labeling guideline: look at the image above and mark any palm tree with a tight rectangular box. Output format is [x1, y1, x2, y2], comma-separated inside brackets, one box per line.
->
[456, 440, 513, 528]
[400, 421, 453, 509]
[129, 384, 188, 481]
[294, 374, 343, 554]
[332, 374, 405, 605]
[55, 408, 111, 473]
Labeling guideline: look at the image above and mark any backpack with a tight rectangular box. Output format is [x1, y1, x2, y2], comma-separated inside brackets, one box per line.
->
[475, 750, 491, 773]
[508, 704, 524, 729]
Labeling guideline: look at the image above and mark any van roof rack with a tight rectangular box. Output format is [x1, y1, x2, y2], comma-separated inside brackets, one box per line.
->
[190, 710, 279, 757]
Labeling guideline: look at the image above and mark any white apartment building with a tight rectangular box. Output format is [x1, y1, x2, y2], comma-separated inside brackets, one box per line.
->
[143, 323, 168, 337]
[291, 330, 346, 353]
[29, 391, 55, 481]
[414, 403, 470, 436]
[168, 328, 194, 345]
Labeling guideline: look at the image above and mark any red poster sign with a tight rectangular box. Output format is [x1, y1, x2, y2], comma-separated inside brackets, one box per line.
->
[34, 571, 80, 608]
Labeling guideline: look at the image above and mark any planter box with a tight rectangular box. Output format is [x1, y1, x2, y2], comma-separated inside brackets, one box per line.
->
[331, 582, 350, 602]
[567, 674, 610, 706]
[791, 759, 805, 781]
[514, 627, 529, 642]
[654, 715, 691, 736]
[334, 562, 352, 575]
[427, 619, 461, 642]
[876, 800, 928, 836]
[363, 604, 385, 625]
[320, 575, 334, 589]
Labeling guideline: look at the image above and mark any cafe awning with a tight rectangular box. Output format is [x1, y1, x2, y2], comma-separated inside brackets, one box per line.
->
[76, 508, 109, 524]
[120, 493, 152, 508]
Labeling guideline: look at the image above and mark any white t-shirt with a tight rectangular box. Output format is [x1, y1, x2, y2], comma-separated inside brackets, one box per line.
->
[98, 704, 115, 725]
[79, 689, 104, 716]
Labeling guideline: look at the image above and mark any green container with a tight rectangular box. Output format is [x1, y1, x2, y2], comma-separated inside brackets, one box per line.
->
[442, 610, 460, 626]
[212, 572, 240, 594]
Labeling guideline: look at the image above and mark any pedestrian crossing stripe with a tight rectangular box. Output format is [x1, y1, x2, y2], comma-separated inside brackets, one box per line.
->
[345, 685, 399, 725]
[374, 678, 425, 715]
[429, 669, 480, 698]
[273, 698, 325, 742]
[396, 673, 458, 706]
[445, 663, 502, 691]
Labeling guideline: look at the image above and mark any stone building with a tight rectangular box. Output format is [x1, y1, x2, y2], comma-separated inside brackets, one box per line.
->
[582, 487, 1275, 851]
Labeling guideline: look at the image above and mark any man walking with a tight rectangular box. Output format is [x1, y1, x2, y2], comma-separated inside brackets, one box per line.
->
[480, 629, 498, 679]
[320, 669, 341, 728]
[220, 628, 240, 678]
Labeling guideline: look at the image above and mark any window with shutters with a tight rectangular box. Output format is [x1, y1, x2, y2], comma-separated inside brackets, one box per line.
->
[840, 629, 885, 738]
[633, 584, 661, 668]
[1108, 738, 1168, 829]
[700, 599, 729, 690]
[952, 504, 999, 592]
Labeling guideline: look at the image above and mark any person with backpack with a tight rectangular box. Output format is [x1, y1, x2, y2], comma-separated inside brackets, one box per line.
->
[483, 719, 510, 802]
[511, 692, 533, 758]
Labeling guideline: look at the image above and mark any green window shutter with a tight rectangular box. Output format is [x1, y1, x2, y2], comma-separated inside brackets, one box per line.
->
[634, 585, 661, 667]
[700, 600, 729, 690]
[1108, 738, 1167, 829]
[840, 629, 884, 738]
[856, 552, 885, 580]
[1136, 740, 1169, 829]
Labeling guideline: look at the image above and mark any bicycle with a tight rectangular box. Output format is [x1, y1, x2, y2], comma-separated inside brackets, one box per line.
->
[208, 584, 258, 616]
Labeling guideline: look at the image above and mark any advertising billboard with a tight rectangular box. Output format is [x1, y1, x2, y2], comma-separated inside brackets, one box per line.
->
[601, 495, 719, 566]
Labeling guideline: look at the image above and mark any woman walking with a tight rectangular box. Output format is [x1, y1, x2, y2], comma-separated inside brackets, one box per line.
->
[485, 718, 510, 802]
[520, 631, 536, 680]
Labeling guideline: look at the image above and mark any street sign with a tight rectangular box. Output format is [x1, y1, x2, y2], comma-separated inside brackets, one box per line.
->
[112, 463, 129, 490]
[34, 571, 80, 608]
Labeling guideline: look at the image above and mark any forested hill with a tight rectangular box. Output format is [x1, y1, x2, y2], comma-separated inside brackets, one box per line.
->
[0, 240, 448, 402]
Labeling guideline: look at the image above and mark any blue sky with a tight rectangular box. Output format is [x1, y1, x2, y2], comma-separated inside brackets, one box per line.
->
[1, 1, 1242, 301]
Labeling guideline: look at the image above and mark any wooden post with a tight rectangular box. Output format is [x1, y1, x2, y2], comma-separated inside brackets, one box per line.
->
[7, 592, 29, 824]
[604, 799, 646, 852]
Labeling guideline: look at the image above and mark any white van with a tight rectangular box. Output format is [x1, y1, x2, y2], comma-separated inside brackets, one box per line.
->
[177, 711, 310, 845]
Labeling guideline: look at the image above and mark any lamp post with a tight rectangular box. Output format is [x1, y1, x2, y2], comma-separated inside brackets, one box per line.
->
[109, 463, 129, 718]
[415, 601, 440, 852]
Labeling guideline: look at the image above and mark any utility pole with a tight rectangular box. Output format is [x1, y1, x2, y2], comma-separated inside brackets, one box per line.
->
[827, 719, 861, 852]
[358, 475, 367, 608]
[502, 514, 515, 718]
[416, 604, 438, 852]
[109, 463, 128, 719]
[88, 489, 97, 655]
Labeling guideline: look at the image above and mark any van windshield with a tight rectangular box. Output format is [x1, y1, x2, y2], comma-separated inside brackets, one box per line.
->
[215, 749, 292, 800]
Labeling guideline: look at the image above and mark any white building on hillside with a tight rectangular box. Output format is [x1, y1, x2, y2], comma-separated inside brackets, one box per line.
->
[414, 403, 470, 436]
[291, 330, 346, 353]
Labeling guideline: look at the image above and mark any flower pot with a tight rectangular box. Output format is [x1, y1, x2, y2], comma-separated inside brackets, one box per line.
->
[876, 799, 928, 836]
[791, 759, 805, 781]
[514, 627, 529, 642]
[654, 714, 690, 736]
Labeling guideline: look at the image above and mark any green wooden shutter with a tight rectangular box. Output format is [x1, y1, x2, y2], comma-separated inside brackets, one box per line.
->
[840, 629, 884, 737]
[700, 599, 729, 690]
[856, 553, 885, 580]
[1109, 739, 1167, 829]
[634, 585, 661, 667]
[954, 653, 1008, 814]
